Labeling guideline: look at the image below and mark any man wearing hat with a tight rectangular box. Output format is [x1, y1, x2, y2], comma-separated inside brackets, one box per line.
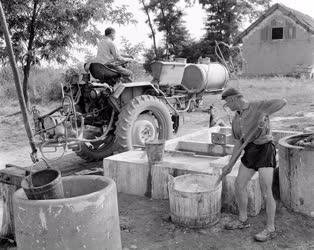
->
[220, 87, 287, 242]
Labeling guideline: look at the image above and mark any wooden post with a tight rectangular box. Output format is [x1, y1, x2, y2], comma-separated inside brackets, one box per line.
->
[0, 1, 38, 161]
[0, 183, 18, 241]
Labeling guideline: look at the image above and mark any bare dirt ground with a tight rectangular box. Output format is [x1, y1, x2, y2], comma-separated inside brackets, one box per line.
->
[0, 78, 314, 249]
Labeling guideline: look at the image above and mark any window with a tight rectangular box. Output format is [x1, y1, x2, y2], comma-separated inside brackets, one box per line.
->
[272, 27, 283, 40]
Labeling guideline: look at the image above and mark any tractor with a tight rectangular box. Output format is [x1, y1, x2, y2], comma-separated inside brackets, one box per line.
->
[32, 58, 229, 161]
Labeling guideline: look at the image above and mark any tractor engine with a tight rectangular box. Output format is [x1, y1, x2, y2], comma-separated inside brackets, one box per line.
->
[64, 79, 113, 127]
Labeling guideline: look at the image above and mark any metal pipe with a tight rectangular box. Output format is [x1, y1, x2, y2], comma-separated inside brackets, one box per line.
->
[0, 2, 38, 162]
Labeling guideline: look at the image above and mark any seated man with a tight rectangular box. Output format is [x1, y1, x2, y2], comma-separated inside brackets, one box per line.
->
[88, 27, 133, 83]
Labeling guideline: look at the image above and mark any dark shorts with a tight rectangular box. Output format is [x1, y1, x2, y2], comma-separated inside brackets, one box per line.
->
[241, 141, 276, 171]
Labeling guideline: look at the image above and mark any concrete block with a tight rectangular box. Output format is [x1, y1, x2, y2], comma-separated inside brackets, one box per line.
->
[214, 127, 299, 147]
[175, 141, 233, 156]
[103, 150, 263, 216]
[103, 152, 149, 197]
[103, 150, 220, 199]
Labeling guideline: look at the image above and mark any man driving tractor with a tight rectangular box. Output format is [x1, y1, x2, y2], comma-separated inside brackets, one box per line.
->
[86, 27, 133, 83]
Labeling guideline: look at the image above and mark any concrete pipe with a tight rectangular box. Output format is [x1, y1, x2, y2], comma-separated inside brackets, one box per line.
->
[13, 175, 122, 250]
[278, 134, 314, 217]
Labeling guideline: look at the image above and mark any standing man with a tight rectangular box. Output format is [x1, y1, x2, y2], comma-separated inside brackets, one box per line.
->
[220, 87, 287, 242]
[88, 27, 133, 82]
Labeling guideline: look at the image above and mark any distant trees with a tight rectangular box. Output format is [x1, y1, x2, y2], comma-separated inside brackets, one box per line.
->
[141, 0, 271, 72]
[148, 0, 191, 57]
[141, 0, 193, 71]
[200, 0, 271, 43]
[0, 0, 134, 106]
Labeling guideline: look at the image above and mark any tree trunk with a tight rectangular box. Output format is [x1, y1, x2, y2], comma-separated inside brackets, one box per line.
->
[22, 60, 31, 108]
[140, 0, 158, 58]
[23, 0, 38, 109]
[159, 5, 170, 57]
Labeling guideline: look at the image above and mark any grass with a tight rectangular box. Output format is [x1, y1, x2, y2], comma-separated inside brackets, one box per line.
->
[0, 62, 150, 109]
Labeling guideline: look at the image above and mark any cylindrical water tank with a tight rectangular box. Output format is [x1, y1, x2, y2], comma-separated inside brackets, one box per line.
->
[278, 134, 314, 217]
[13, 176, 122, 250]
[181, 63, 229, 93]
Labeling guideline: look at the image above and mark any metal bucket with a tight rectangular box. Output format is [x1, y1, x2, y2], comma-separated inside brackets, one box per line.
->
[145, 139, 165, 163]
[21, 169, 64, 200]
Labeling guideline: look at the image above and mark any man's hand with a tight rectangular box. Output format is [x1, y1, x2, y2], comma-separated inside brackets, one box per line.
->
[215, 164, 233, 186]
[221, 164, 233, 177]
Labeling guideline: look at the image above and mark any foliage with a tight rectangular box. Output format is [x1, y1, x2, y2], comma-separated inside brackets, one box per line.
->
[0, 0, 135, 105]
[142, 46, 167, 73]
[146, 0, 191, 56]
[0, 65, 63, 103]
[120, 37, 145, 60]
[199, 0, 271, 43]
[179, 40, 215, 63]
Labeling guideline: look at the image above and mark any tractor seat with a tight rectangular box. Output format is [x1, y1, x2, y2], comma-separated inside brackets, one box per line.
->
[87, 63, 121, 85]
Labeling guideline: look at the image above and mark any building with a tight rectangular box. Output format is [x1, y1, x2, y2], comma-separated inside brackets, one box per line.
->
[235, 3, 314, 77]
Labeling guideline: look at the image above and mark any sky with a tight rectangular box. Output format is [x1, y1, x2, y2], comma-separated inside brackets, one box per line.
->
[107, 0, 314, 49]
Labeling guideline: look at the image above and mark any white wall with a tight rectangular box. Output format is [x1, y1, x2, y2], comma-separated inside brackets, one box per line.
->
[242, 10, 314, 75]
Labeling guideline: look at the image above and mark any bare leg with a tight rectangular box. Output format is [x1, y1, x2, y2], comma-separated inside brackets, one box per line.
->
[235, 164, 256, 221]
[258, 167, 276, 231]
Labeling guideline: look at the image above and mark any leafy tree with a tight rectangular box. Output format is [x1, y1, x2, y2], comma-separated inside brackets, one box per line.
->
[146, 0, 191, 57]
[199, 0, 271, 43]
[120, 37, 144, 60]
[0, 0, 134, 106]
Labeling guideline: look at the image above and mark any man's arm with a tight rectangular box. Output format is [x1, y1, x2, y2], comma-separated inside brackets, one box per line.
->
[109, 42, 132, 62]
[109, 41, 123, 61]
[222, 140, 242, 174]
[259, 99, 287, 116]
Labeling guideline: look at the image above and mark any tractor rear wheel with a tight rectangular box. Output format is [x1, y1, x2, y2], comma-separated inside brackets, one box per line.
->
[115, 95, 173, 151]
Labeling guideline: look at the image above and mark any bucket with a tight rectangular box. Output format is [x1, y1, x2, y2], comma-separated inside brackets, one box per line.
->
[168, 174, 222, 228]
[21, 169, 64, 200]
[145, 139, 165, 163]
